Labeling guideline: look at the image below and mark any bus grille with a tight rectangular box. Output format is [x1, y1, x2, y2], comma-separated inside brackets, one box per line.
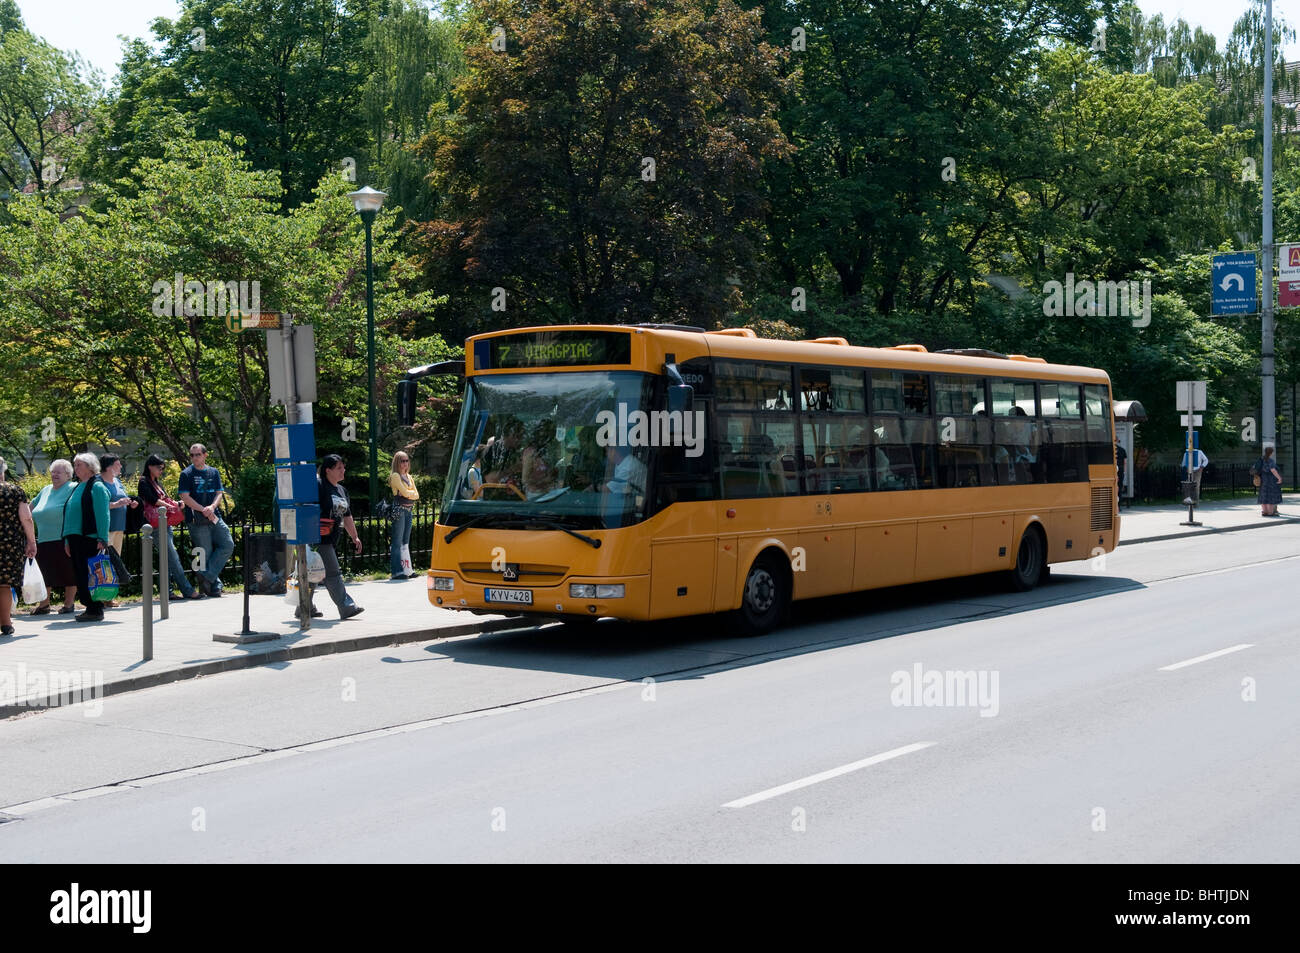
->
[1090, 486, 1113, 531]
[459, 562, 567, 584]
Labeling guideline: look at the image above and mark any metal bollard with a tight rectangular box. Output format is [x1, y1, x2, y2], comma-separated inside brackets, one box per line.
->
[159, 520, 170, 619]
[142, 525, 153, 661]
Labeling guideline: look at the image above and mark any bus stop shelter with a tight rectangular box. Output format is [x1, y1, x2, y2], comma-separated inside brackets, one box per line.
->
[1114, 399, 1147, 503]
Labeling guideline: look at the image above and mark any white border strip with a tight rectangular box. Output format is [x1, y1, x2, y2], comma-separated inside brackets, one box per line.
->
[723, 742, 934, 809]
[1159, 644, 1254, 672]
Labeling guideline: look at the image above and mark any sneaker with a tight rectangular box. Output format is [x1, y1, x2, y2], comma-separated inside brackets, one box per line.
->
[340, 605, 365, 621]
[75, 611, 104, 622]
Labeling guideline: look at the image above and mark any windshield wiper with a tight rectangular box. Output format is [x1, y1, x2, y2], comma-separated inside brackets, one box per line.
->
[443, 514, 505, 543]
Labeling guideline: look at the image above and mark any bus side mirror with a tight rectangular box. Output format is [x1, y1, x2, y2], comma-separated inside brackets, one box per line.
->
[397, 379, 418, 426]
[668, 384, 694, 414]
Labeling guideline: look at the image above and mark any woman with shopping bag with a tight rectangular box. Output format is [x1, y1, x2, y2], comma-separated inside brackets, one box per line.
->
[0, 456, 40, 636]
[61, 454, 112, 622]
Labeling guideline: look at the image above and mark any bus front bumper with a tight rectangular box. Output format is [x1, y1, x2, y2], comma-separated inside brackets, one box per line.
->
[425, 573, 652, 621]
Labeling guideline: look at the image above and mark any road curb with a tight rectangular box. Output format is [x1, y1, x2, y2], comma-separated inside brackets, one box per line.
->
[1118, 515, 1300, 546]
[0, 615, 526, 720]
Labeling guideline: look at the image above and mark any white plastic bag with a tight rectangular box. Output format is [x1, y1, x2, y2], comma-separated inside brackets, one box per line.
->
[284, 575, 300, 606]
[400, 544, 412, 576]
[22, 558, 47, 605]
[306, 547, 326, 584]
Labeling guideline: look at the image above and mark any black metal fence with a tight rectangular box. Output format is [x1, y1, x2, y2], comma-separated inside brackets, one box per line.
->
[1130, 463, 1269, 503]
[114, 504, 441, 596]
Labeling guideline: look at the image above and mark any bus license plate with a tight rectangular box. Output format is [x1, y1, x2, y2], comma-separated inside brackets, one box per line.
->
[485, 588, 533, 605]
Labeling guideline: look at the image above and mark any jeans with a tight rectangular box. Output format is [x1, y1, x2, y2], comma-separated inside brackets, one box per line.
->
[390, 505, 413, 575]
[157, 525, 196, 598]
[191, 517, 234, 591]
[312, 543, 356, 614]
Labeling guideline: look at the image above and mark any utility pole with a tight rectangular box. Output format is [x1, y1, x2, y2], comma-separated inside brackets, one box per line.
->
[1262, 0, 1276, 450]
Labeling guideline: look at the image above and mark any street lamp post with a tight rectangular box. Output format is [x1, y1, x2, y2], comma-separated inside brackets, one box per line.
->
[348, 185, 387, 511]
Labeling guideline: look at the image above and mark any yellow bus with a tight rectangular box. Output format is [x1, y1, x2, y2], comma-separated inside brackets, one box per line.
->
[402, 324, 1118, 635]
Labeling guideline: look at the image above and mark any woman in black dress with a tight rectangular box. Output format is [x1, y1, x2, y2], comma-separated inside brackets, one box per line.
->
[0, 457, 39, 636]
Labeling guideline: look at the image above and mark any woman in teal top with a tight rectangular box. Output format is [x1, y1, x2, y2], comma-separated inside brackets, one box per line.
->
[29, 458, 78, 614]
[62, 453, 112, 621]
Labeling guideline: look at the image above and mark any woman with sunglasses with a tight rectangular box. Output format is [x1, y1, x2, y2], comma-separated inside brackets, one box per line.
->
[137, 454, 203, 600]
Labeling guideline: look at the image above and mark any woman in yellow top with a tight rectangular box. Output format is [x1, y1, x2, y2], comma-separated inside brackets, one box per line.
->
[388, 451, 419, 578]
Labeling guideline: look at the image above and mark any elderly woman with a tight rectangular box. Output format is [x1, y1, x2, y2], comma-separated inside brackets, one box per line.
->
[61, 453, 112, 622]
[0, 457, 39, 636]
[29, 458, 78, 615]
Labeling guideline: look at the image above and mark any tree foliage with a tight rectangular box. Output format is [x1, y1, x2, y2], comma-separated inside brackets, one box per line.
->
[416, 0, 790, 334]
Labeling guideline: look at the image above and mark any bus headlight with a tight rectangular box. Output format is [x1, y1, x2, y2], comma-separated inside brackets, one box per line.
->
[432, 576, 455, 591]
[569, 584, 596, 598]
[595, 585, 624, 599]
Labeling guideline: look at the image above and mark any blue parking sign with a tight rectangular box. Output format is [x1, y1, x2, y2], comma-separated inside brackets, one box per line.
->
[1212, 252, 1257, 314]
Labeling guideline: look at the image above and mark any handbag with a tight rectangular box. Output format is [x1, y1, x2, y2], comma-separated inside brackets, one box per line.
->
[143, 480, 185, 528]
[125, 495, 145, 535]
[107, 545, 134, 587]
[87, 552, 119, 602]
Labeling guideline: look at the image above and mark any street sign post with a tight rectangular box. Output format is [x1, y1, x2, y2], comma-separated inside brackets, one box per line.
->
[1211, 252, 1257, 315]
[1176, 380, 1207, 527]
[1280, 243, 1300, 309]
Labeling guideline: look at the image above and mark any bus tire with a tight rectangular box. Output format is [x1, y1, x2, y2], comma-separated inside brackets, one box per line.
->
[730, 553, 789, 637]
[1007, 525, 1046, 592]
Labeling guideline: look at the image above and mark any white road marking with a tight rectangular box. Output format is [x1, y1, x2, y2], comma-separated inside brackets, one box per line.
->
[722, 742, 934, 809]
[1159, 644, 1255, 672]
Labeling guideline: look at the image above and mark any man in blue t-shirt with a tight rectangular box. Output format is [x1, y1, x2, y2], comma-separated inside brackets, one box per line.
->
[178, 443, 234, 596]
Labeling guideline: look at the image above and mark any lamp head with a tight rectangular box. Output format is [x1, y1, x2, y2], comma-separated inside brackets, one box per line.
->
[347, 185, 387, 216]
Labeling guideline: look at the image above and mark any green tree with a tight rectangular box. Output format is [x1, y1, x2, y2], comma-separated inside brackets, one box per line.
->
[0, 136, 450, 490]
[95, 0, 380, 210]
[417, 0, 790, 333]
[0, 20, 99, 204]
[360, 0, 465, 223]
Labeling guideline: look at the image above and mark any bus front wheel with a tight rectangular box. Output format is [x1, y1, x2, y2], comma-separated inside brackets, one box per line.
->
[1007, 526, 1046, 591]
[731, 554, 789, 637]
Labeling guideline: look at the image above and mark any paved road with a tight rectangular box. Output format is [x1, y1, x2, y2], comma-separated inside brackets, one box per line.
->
[1, 528, 1296, 862]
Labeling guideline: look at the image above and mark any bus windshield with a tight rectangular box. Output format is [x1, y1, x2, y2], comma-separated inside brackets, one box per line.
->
[440, 371, 655, 530]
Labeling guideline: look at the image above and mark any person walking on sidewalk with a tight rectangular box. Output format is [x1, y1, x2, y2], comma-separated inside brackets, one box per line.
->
[0, 457, 38, 636]
[313, 454, 364, 620]
[1180, 445, 1208, 504]
[138, 454, 203, 600]
[179, 444, 233, 597]
[61, 453, 111, 622]
[388, 451, 419, 578]
[29, 458, 78, 615]
[1255, 446, 1283, 517]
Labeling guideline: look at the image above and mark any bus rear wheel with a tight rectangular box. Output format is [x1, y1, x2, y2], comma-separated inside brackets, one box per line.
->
[1007, 526, 1046, 591]
[730, 554, 789, 636]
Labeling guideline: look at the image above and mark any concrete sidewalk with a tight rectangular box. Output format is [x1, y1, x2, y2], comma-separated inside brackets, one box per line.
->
[1118, 494, 1300, 544]
[0, 575, 514, 716]
[4, 495, 1297, 715]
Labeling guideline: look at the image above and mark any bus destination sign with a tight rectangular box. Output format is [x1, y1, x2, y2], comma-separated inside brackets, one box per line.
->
[479, 331, 632, 369]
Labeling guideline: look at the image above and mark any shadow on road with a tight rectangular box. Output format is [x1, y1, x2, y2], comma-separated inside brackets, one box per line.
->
[422, 569, 1146, 683]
